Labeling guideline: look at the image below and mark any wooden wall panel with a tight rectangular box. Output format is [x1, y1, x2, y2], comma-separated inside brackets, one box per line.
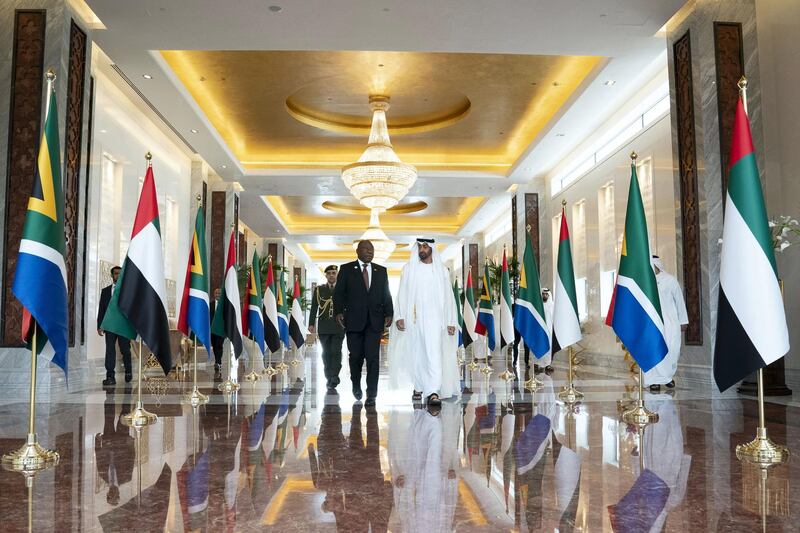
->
[674, 31, 703, 345]
[2, 10, 46, 346]
[469, 243, 479, 301]
[64, 20, 87, 346]
[80, 76, 95, 344]
[210, 191, 226, 292]
[714, 22, 745, 197]
[524, 193, 540, 272]
[267, 243, 278, 264]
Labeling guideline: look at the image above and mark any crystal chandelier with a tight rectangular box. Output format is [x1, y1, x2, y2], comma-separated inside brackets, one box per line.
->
[353, 209, 395, 263]
[341, 95, 417, 212]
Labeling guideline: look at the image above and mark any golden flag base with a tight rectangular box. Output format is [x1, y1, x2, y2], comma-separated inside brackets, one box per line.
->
[218, 379, 240, 393]
[558, 346, 583, 403]
[185, 388, 209, 408]
[523, 376, 542, 392]
[736, 369, 790, 466]
[621, 366, 658, 427]
[122, 402, 158, 428]
[2, 434, 59, 472]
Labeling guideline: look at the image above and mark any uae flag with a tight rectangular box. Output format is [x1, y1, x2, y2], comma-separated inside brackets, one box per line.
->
[263, 256, 281, 353]
[277, 270, 290, 347]
[713, 96, 789, 391]
[462, 271, 477, 349]
[453, 279, 464, 348]
[12, 82, 68, 375]
[117, 163, 172, 374]
[499, 248, 515, 348]
[288, 277, 308, 349]
[211, 232, 244, 358]
[552, 209, 582, 353]
[244, 250, 266, 355]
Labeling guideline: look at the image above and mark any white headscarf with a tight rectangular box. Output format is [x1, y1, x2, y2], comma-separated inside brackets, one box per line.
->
[651, 255, 664, 272]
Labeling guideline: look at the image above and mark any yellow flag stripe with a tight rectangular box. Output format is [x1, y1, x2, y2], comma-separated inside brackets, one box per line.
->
[190, 233, 203, 275]
[28, 135, 57, 221]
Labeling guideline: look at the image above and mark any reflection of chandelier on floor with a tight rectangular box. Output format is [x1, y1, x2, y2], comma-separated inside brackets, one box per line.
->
[354, 209, 395, 263]
[341, 95, 417, 212]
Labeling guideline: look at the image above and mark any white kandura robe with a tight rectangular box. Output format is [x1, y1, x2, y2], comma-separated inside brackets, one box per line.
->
[644, 271, 689, 386]
[389, 262, 459, 398]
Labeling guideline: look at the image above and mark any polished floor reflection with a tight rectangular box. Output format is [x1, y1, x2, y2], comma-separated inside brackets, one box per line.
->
[1, 349, 798, 532]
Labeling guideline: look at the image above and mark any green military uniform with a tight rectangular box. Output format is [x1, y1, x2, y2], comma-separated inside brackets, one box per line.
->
[309, 269, 345, 389]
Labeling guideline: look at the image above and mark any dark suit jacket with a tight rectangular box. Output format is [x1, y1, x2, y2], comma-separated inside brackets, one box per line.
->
[333, 261, 393, 333]
[98, 285, 113, 330]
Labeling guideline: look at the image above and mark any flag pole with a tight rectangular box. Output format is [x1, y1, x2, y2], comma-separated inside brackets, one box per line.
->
[263, 255, 278, 377]
[499, 245, 515, 381]
[122, 154, 159, 428]
[2, 71, 61, 474]
[186, 194, 209, 407]
[733, 76, 788, 466]
[558, 345, 583, 403]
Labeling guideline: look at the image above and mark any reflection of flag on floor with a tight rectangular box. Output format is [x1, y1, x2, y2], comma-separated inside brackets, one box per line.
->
[117, 162, 172, 374]
[606, 161, 667, 371]
[552, 208, 582, 353]
[553, 437, 581, 529]
[608, 469, 669, 533]
[248, 403, 266, 450]
[462, 271, 477, 349]
[177, 451, 210, 531]
[178, 206, 211, 355]
[475, 263, 496, 351]
[263, 257, 281, 353]
[12, 82, 68, 376]
[514, 231, 550, 358]
[99, 463, 172, 531]
[514, 414, 551, 475]
[288, 277, 308, 349]
[713, 95, 790, 391]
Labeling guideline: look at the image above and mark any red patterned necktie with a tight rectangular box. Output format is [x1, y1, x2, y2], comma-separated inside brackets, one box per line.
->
[362, 263, 370, 289]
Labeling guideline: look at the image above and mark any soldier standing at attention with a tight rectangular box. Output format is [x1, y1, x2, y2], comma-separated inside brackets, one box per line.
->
[309, 265, 345, 392]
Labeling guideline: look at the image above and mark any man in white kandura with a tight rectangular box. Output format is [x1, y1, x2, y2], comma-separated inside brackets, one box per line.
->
[644, 255, 689, 391]
[388, 238, 459, 407]
[537, 288, 555, 373]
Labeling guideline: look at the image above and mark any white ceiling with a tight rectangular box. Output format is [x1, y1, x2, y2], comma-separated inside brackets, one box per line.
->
[86, 0, 685, 252]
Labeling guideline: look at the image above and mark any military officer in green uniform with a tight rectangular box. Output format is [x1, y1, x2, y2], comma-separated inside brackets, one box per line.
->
[309, 265, 345, 391]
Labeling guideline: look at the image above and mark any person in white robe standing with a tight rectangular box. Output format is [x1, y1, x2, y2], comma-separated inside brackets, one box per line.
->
[644, 256, 689, 390]
[388, 239, 459, 406]
[537, 288, 555, 373]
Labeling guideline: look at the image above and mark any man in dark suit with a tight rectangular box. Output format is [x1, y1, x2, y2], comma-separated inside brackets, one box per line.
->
[334, 240, 393, 406]
[309, 265, 345, 391]
[98, 266, 132, 386]
[209, 288, 224, 378]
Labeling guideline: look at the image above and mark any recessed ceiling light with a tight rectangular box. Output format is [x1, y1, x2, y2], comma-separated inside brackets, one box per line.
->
[378, 63, 384, 67]
[268, 5, 282, 12]
[142, 74, 152, 80]
[190, 129, 198, 134]
[604, 80, 616, 86]
[100, 129, 107, 133]
[221, 164, 227, 169]
[555, 133, 566, 137]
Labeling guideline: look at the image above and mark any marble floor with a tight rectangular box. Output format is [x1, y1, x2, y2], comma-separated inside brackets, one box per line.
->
[0, 349, 798, 532]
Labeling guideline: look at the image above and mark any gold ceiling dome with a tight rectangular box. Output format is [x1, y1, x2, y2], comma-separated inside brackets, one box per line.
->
[341, 95, 417, 212]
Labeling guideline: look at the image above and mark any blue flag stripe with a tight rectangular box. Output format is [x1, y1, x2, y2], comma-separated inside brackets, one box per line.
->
[610, 284, 668, 372]
[514, 300, 550, 358]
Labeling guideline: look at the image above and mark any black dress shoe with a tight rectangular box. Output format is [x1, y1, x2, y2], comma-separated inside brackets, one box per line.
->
[649, 384, 661, 392]
[365, 397, 376, 407]
[665, 380, 675, 389]
[102, 377, 116, 386]
[125, 373, 133, 383]
[353, 389, 363, 401]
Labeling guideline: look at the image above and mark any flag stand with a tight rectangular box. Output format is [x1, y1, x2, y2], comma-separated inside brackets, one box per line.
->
[122, 339, 158, 428]
[480, 340, 492, 378]
[732, 76, 788, 466]
[557, 346, 583, 403]
[185, 339, 209, 407]
[217, 342, 240, 393]
[2, 323, 60, 472]
[263, 350, 278, 377]
[290, 344, 303, 367]
[499, 345, 515, 381]
[244, 339, 261, 382]
[620, 354, 658, 426]
[466, 344, 479, 372]
[523, 362, 543, 392]
[735, 369, 788, 465]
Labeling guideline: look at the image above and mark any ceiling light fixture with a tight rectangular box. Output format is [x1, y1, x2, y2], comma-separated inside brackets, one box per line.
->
[604, 80, 616, 86]
[268, 5, 282, 12]
[142, 74, 153, 79]
[190, 129, 198, 133]
[221, 164, 227, 169]
[353, 209, 395, 263]
[341, 95, 417, 212]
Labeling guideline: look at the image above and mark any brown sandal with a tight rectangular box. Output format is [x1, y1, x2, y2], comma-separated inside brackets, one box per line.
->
[412, 390, 422, 402]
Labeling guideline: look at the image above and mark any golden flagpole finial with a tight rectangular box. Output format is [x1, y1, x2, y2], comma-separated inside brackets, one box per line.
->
[737, 76, 748, 91]
[561, 199, 567, 208]
[45, 69, 56, 82]
[526, 224, 531, 232]
[267, 254, 272, 261]
[145, 152, 152, 167]
[738, 76, 749, 115]
[630, 151, 638, 162]
[195, 194, 202, 204]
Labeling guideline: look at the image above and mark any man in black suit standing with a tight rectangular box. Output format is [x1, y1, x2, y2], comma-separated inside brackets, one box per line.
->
[334, 240, 393, 406]
[98, 266, 132, 386]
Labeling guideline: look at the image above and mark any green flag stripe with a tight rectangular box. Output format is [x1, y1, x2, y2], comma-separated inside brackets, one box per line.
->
[556, 235, 579, 317]
[519, 233, 545, 317]
[727, 153, 777, 275]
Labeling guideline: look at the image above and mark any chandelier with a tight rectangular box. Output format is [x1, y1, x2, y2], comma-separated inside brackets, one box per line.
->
[353, 209, 395, 263]
[341, 95, 417, 212]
